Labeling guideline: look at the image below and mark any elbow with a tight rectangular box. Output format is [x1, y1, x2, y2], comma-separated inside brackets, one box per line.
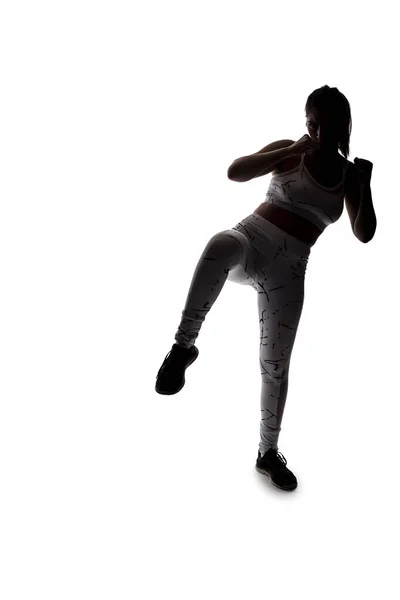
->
[363, 232, 376, 243]
[355, 232, 371, 243]
[227, 160, 246, 182]
[356, 229, 376, 243]
[354, 222, 377, 243]
[227, 162, 239, 181]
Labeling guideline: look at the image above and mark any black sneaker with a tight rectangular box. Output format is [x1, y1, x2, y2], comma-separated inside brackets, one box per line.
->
[255, 448, 298, 491]
[155, 343, 199, 395]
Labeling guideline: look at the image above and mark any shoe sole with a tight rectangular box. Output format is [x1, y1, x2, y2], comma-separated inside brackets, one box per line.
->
[155, 346, 199, 395]
[255, 465, 297, 491]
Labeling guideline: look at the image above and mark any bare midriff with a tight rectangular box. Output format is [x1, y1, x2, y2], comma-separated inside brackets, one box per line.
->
[253, 202, 322, 246]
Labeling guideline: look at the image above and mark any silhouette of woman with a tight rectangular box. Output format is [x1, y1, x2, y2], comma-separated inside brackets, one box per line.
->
[155, 85, 375, 491]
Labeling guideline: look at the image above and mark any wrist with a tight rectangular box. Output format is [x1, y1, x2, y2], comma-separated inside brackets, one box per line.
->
[285, 145, 299, 158]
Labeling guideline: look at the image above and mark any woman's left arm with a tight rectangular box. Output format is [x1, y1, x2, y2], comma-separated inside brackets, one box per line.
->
[353, 158, 377, 243]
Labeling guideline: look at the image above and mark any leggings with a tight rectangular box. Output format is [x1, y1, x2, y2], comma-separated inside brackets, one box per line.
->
[174, 212, 312, 454]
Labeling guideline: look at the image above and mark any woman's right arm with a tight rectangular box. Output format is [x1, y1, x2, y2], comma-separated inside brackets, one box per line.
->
[227, 140, 297, 182]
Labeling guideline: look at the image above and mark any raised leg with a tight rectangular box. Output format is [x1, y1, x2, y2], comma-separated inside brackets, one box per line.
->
[174, 229, 248, 349]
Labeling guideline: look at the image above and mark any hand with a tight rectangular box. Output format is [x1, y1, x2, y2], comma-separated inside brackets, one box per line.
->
[291, 134, 320, 156]
[354, 157, 373, 186]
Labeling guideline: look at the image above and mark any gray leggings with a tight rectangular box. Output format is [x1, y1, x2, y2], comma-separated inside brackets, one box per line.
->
[175, 212, 312, 454]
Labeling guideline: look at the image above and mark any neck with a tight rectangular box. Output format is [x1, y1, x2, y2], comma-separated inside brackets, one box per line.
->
[311, 148, 339, 160]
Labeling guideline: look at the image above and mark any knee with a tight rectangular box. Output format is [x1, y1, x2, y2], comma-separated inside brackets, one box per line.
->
[206, 229, 247, 263]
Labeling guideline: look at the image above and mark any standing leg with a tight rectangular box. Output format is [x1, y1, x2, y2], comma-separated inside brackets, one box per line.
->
[256, 249, 309, 455]
[175, 229, 249, 349]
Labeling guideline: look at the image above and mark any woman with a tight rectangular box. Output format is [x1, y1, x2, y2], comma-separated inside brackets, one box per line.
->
[155, 85, 376, 492]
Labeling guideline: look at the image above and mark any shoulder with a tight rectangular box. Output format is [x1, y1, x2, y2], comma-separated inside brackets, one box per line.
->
[342, 156, 353, 171]
[272, 153, 302, 175]
[343, 158, 355, 190]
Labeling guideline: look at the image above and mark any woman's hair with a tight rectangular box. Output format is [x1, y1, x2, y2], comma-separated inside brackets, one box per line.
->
[305, 85, 352, 159]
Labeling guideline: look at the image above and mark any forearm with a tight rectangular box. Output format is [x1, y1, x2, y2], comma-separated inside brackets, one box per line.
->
[354, 184, 377, 243]
[228, 146, 297, 182]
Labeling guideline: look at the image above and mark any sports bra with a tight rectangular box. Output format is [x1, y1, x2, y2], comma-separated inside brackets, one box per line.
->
[263, 152, 350, 232]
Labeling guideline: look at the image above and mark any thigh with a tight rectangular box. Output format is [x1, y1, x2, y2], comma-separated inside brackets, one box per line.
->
[257, 249, 308, 359]
[222, 228, 256, 286]
[228, 222, 278, 286]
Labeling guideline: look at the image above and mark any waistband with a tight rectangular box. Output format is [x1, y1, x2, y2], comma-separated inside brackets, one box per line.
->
[236, 213, 312, 258]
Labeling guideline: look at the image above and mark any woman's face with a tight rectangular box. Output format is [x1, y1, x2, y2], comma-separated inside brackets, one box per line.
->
[306, 109, 339, 154]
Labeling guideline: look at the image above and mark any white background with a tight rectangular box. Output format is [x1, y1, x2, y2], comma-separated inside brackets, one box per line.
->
[0, 1, 399, 598]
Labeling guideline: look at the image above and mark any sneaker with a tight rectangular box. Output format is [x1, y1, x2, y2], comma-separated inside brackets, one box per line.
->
[255, 448, 298, 491]
[155, 343, 199, 395]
